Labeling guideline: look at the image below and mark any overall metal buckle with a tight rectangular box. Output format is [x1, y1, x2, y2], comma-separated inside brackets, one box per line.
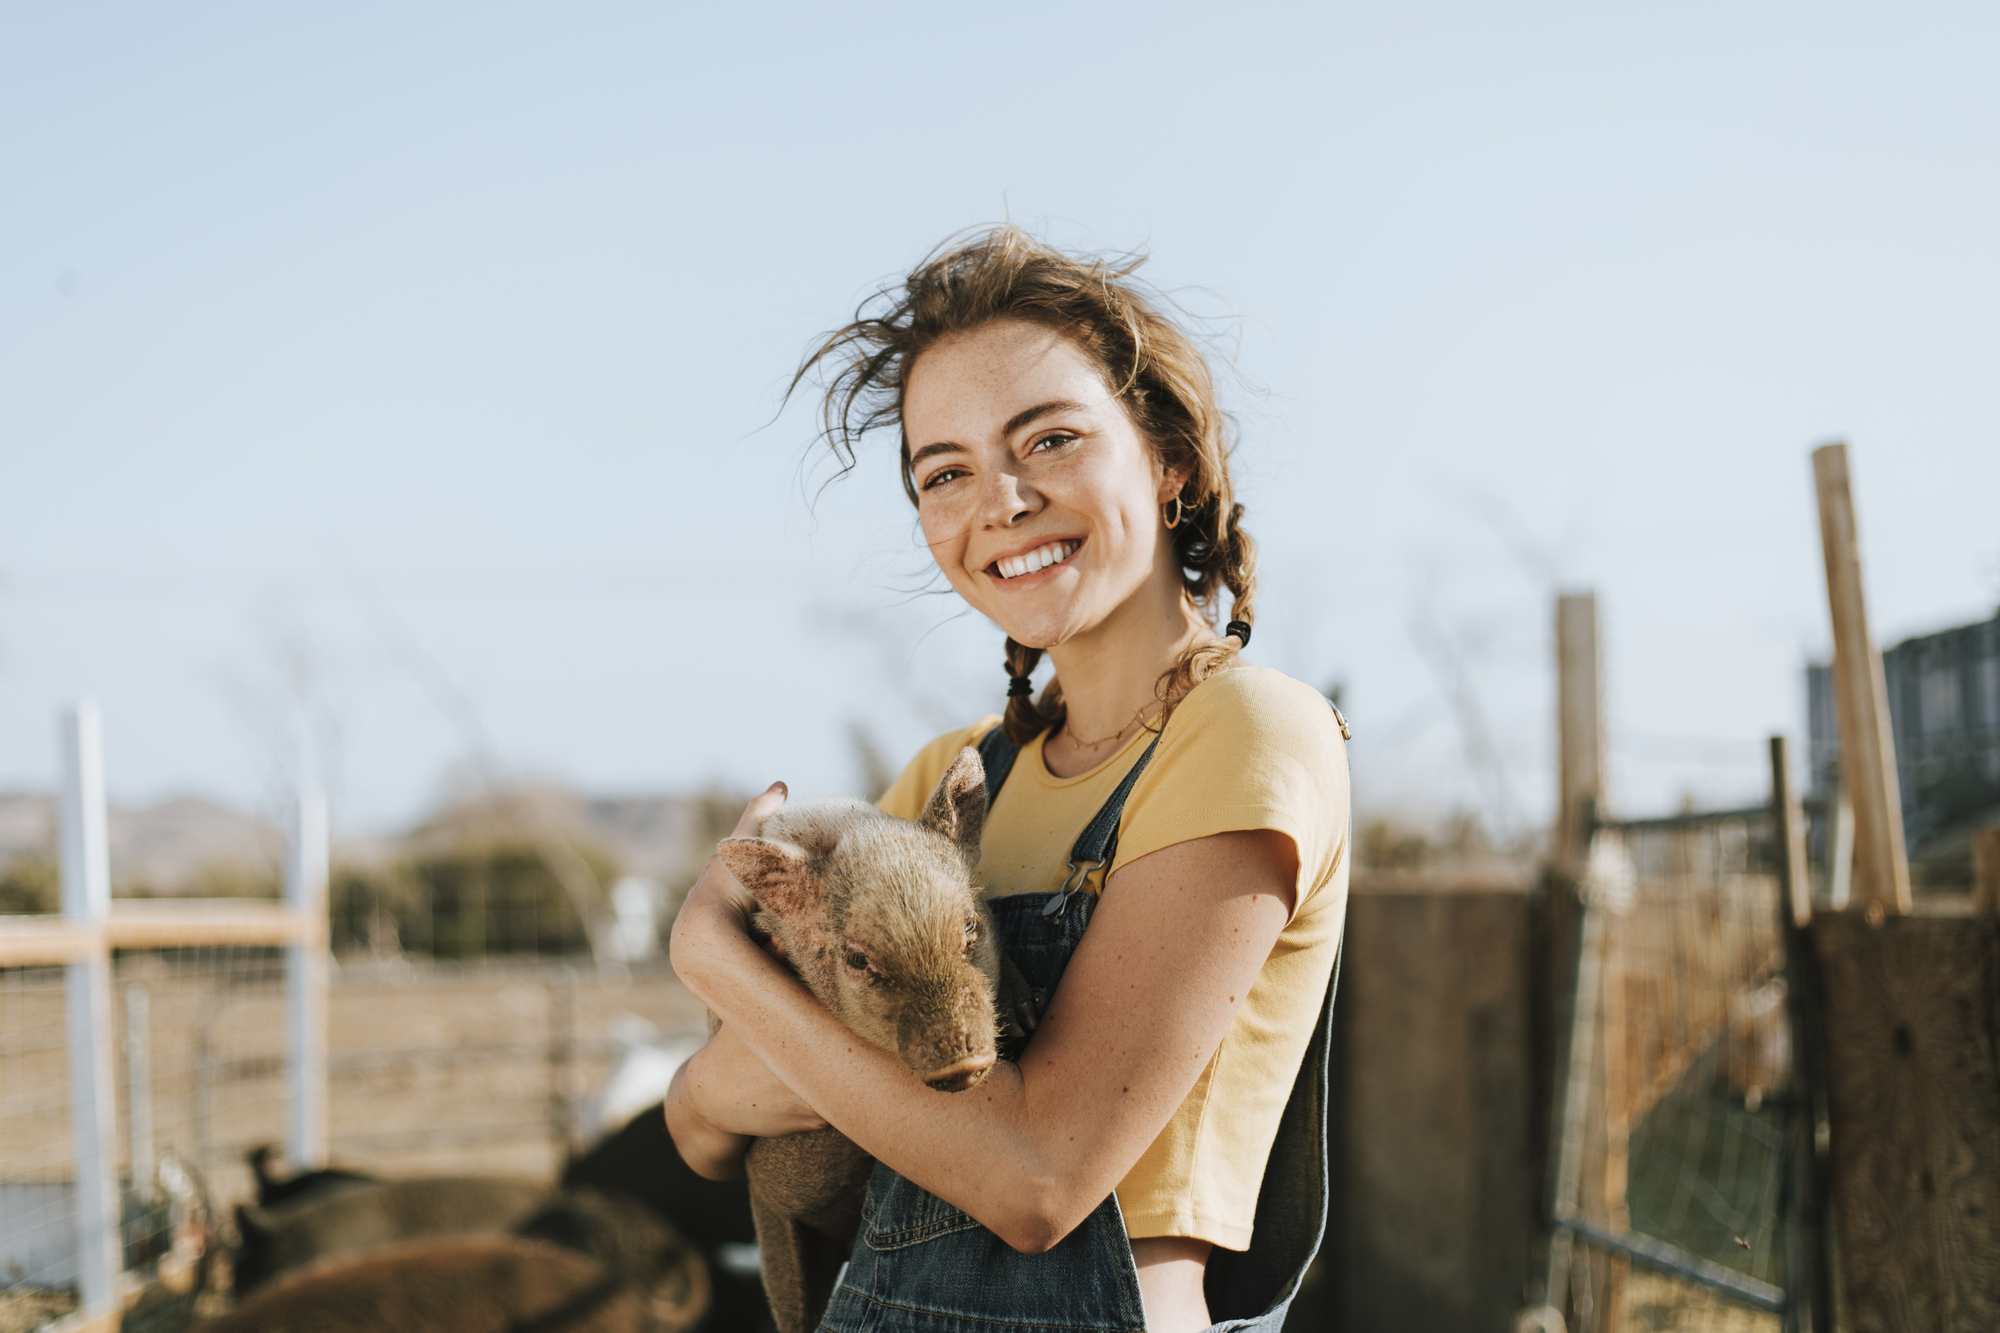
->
[1043, 858, 1103, 918]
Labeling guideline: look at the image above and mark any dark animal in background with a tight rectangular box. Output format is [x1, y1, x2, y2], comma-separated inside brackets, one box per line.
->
[232, 1174, 551, 1292]
[516, 1187, 712, 1333]
[710, 747, 1005, 1333]
[195, 1236, 653, 1333]
[561, 1104, 770, 1333]
[204, 1186, 712, 1332]
[248, 1144, 376, 1209]
[230, 1118, 749, 1332]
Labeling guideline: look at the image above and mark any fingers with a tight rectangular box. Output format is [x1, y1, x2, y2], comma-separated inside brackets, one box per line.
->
[1007, 990, 1046, 1036]
[731, 781, 789, 837]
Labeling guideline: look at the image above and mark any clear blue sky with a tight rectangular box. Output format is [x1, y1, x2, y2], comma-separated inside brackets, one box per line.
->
[4, 2, 1996, 837]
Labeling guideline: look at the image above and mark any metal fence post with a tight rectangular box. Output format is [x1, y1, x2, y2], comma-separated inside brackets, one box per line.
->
[286, 785, 330, 1169]
[60, 701, 121, 1312]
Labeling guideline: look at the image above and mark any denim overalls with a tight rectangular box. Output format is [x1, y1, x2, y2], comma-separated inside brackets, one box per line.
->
[817, 723, 1342, 1333]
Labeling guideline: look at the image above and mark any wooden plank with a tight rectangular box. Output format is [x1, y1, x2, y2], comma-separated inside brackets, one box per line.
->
[1, 901, 318, 963]
[0, 916, 107, 966]
[43, 1305, 121, 1333]
[1810, 444, 1912, 913]
[105, 899, 318, 950]
[1813, 909, 2000, 1329]
[1352, 869, 1532, 896]
[1555, 593, 1605, 866]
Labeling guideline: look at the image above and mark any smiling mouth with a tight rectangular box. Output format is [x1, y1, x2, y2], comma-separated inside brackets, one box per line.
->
[990, 540, 1081, 580]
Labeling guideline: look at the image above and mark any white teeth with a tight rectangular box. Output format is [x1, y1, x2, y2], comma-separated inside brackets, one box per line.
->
[995, 541, 1076, 580]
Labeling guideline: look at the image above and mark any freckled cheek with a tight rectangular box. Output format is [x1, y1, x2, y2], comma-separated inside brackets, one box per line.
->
[918, 507, 980, 582]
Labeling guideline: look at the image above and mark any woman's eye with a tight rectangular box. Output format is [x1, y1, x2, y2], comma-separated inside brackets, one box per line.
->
[920, 467, 968, 491]
[1029, 431, 1076, 454]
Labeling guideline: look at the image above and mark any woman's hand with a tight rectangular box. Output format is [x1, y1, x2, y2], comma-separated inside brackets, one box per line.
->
[666, 1021, 830, 1179]
[664, 780, 825, 1180]
[684, 1021, 830, 1136]
[669, 781, 790, 1007]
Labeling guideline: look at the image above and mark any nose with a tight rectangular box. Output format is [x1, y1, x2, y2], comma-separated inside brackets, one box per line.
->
[924, 1054, 995, 1092]
[978, 463, 1038, 529]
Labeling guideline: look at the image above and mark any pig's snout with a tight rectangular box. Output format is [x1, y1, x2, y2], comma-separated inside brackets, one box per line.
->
[897, 975, 999, 1093]
[924, 1054, 995, 1093]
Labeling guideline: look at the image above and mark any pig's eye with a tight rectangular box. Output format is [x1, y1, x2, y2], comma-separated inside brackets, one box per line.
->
[962, 920, 979, 953]
[845, 950, 870, 972]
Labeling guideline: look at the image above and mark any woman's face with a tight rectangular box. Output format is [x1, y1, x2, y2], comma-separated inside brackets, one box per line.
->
[903, 319, 1184, 652]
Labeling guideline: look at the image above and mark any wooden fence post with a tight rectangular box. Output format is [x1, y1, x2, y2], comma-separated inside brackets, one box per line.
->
[1810, 443, 1911, 914]
[1555, 593, 1605, 867]
[1813, 909, 2000, 1328]
[1972, 827, 2000, 917]
[59, 701, 121, 1315]
[1545, 592, 1625, 1326]
[1771, 737, 1831, 1333]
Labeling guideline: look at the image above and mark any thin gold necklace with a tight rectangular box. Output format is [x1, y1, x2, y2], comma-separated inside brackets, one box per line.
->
[1063, 703, 1157, 752]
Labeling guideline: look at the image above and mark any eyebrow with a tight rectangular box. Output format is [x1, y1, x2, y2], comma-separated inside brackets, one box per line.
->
[1003, 398, 1089, 437]
[907, 399, 1091, 469]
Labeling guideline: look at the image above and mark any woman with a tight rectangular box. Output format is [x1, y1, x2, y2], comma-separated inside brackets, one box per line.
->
[666, 229, 1349, 1333]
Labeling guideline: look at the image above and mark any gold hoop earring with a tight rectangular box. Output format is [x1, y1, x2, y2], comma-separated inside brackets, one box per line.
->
[1162, 496, 1183, 529]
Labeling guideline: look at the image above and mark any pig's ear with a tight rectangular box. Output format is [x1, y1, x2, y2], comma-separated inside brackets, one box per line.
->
[716, 838, 821, 917]
[919, 747, 987, 861]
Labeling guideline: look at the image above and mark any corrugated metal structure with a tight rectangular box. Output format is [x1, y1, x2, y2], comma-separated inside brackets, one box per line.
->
[1808, 607, 2000, 866]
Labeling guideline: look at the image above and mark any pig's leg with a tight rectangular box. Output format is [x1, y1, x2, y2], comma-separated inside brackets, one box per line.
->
[748, 1182, 817, 1333]
[747, 1127, 872, 1231]
[746, 1131, 872, 1333]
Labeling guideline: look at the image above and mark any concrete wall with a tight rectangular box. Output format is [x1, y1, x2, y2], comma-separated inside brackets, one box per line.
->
[1323, 872, 1540, 1333]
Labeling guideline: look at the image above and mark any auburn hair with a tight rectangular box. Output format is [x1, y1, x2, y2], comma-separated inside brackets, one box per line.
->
[795, 226, 1257, 745]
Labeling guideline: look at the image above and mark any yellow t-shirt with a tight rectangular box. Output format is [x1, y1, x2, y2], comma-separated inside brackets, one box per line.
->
[876, 665, 1350, 1250]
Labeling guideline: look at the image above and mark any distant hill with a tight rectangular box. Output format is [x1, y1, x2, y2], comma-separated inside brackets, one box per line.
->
[0, 791, 284, 897]
[0, 784, 740, 902]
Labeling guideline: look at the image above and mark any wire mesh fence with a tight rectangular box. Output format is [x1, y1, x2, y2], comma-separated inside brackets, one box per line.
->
[1, 940, 704, 1331]
[1, 964, 77, 1328]
[319, 955, 705, 1181]
[1546, 808, 1800, 1332]
[115, 948, 291, 1257]
[0, 946, 293, 1332]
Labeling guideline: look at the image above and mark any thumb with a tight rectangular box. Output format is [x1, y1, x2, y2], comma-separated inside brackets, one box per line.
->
[732, 781, 788, 837]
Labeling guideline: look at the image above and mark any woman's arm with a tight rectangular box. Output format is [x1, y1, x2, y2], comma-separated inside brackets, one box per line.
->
[664, 1019, 830, 1179]
[670, 809, 1298, 1254]
[662, 784, 830, 1180]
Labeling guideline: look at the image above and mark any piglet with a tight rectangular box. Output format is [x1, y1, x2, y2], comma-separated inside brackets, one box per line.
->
[712, 747, 1003, 1333]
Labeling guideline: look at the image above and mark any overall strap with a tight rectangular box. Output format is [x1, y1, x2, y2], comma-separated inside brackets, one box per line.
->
[972, 720, 1166, 919]
[974, 724, 1021, 801]
[1046, 730, 1164, 919]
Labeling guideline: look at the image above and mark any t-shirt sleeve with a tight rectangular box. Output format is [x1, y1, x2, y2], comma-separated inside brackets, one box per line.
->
[876, 716, 1003, 821]
[1111, 669, 1350, 917]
